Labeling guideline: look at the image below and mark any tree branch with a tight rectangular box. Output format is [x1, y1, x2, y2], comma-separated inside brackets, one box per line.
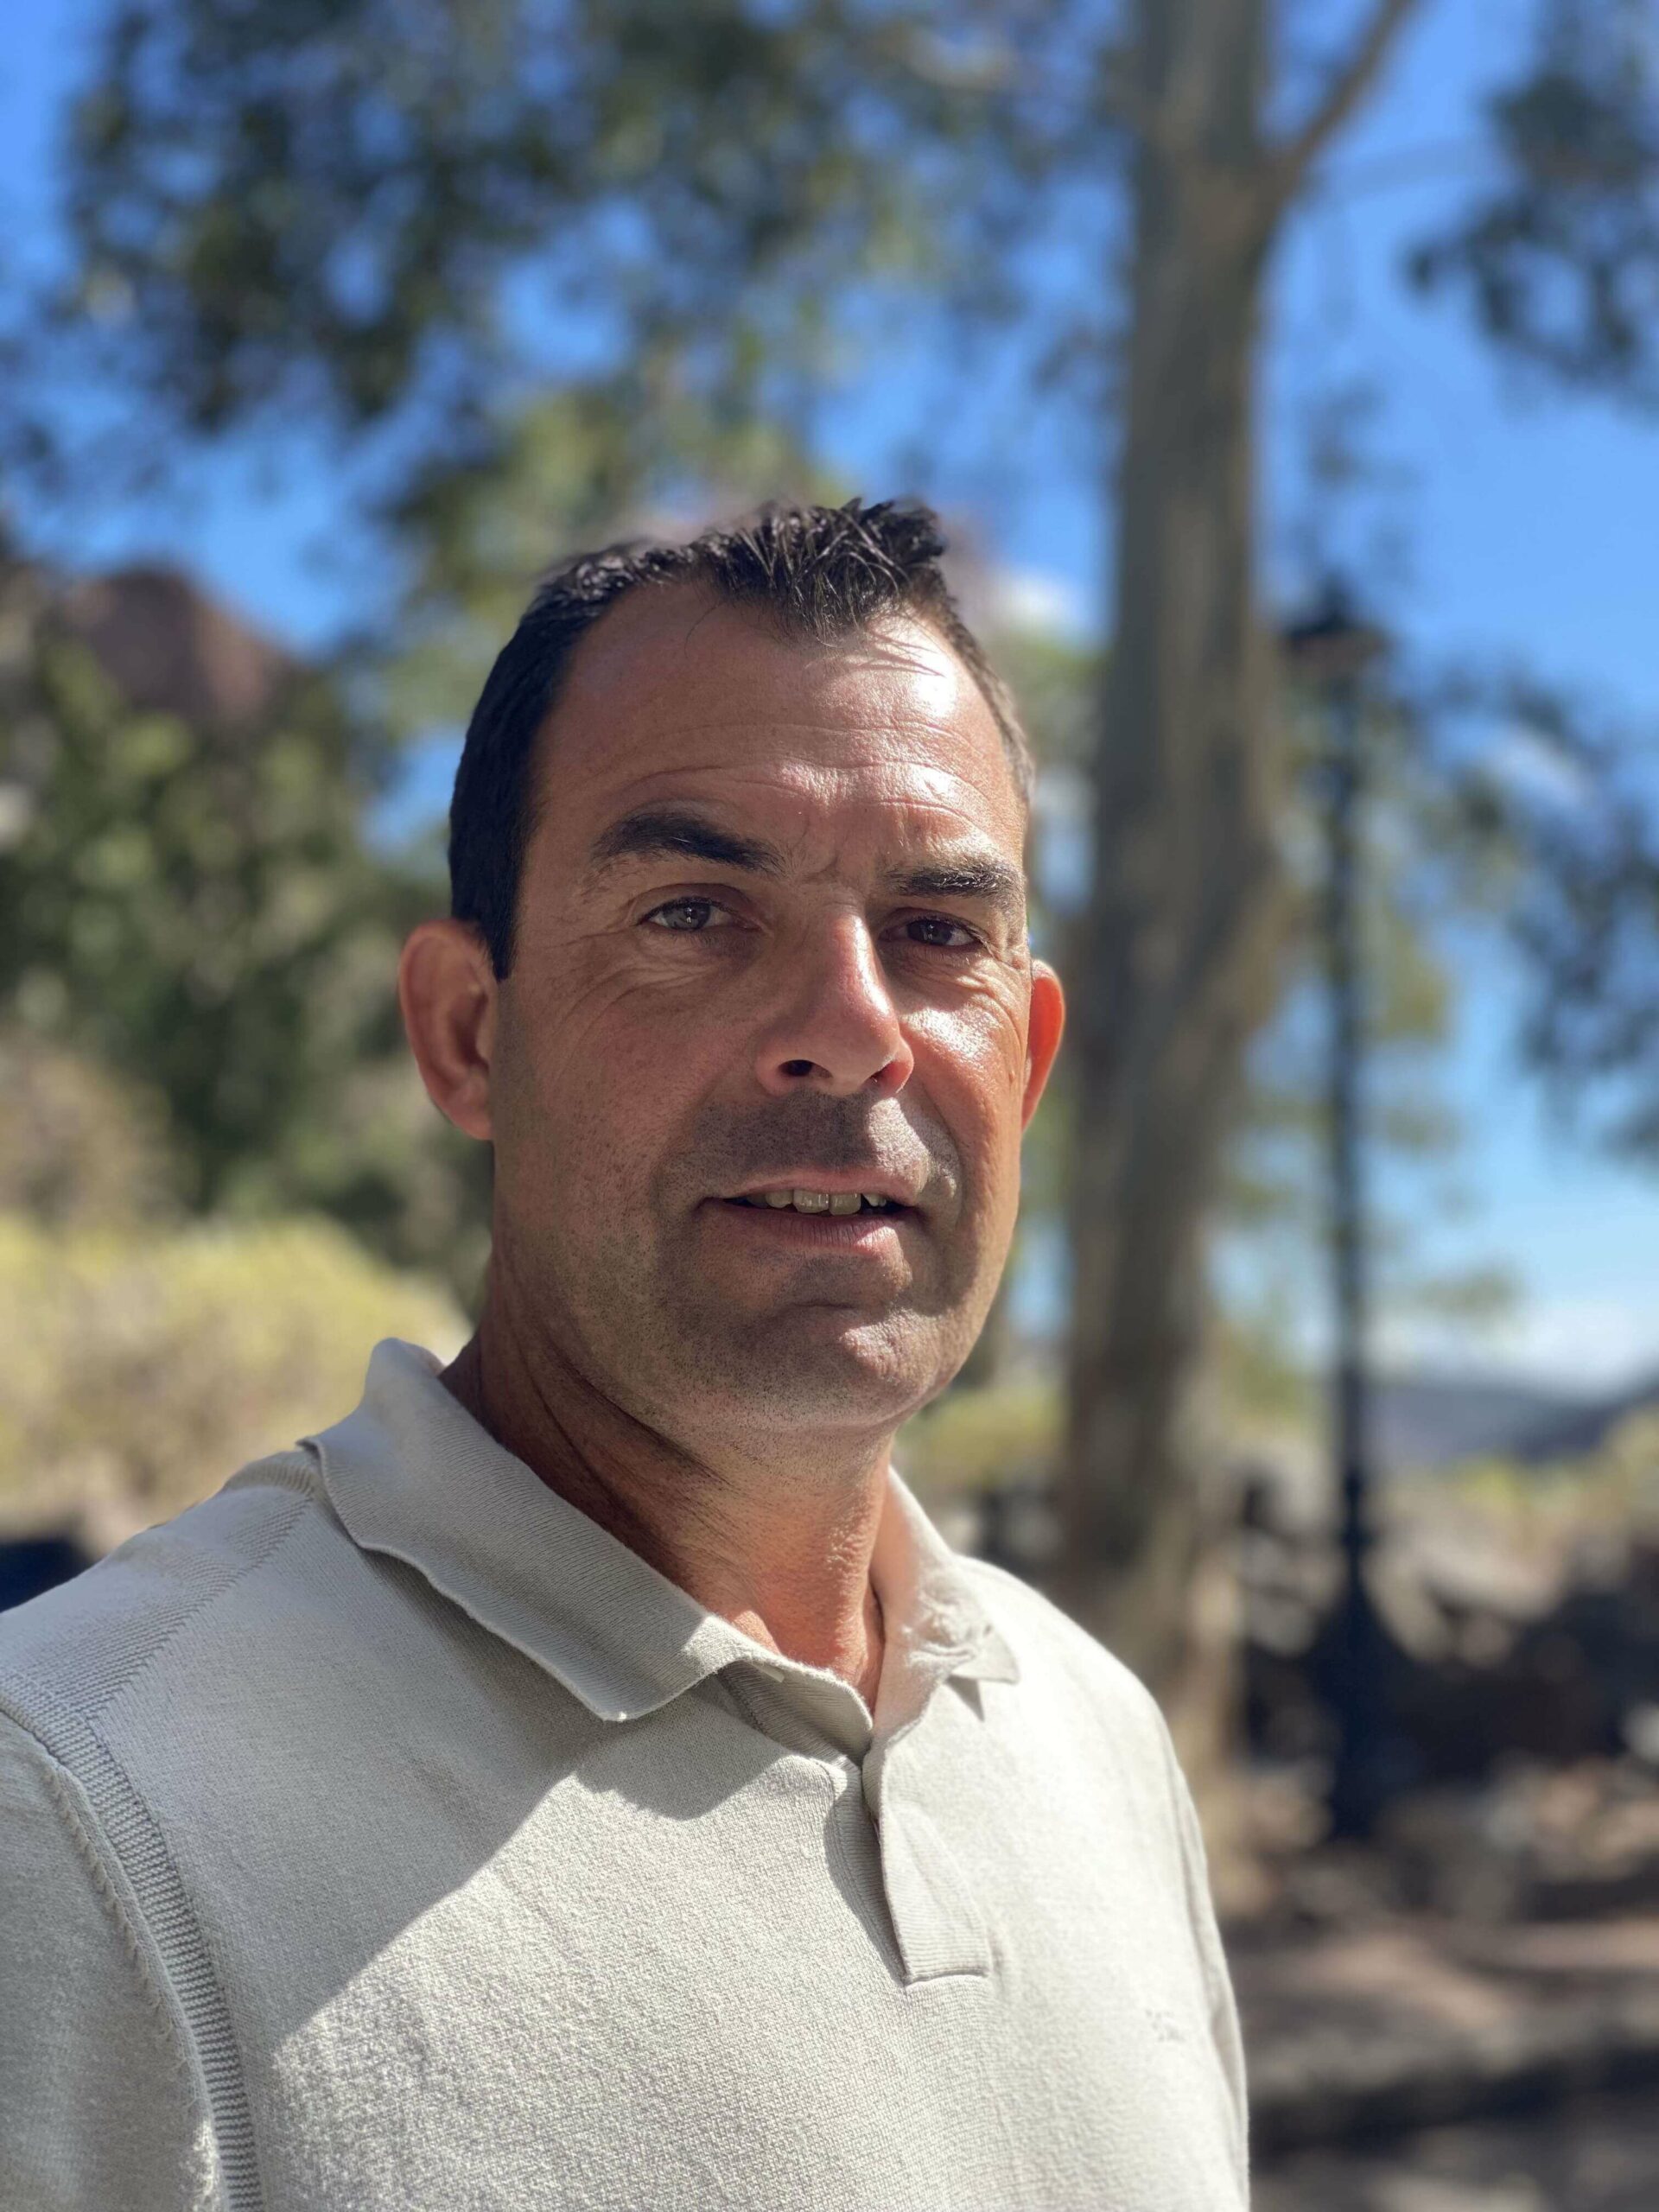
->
[1267, 0, 1422, 210]
[1301, 137, 1491, 205]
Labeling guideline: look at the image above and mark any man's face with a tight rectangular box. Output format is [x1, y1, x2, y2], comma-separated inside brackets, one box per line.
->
[430, 585, 1062, 1455]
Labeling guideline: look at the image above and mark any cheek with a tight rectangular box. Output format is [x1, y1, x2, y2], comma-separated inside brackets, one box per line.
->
[500, 964, 728, 1200]
[908, 1000, 1029, 1198]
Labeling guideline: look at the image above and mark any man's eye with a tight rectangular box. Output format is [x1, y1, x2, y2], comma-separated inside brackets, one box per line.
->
[901, 914, 982, 950]
[643, 898, 733, 932]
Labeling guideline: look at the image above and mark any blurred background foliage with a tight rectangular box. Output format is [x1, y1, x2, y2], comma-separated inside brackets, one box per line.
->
[0, 542, 493, 1298]
[0, 1209, 464, 1546]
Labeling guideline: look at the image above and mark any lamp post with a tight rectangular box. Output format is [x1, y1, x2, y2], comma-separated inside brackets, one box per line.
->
[1281, 581, 1392, 1840]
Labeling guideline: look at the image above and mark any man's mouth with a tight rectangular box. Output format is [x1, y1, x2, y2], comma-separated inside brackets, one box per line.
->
[724, 1189, 905, 1217]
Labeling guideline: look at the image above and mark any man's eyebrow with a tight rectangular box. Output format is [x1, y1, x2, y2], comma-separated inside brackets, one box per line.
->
[883, 857, 1027, 924]
[583, 804, 1026, 923]
[584, 806, 788, 880]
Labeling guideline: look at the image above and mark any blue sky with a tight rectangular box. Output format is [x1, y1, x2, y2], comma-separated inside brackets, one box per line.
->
[6, 0, 1659, 1389]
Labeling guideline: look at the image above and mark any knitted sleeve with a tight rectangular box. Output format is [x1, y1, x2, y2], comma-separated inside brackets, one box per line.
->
[0, 1712, 221, 2211]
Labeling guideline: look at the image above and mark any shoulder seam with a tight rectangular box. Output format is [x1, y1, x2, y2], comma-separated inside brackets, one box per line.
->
[114, 1478, 315, 1718]
[17, 1483, 314, 1728]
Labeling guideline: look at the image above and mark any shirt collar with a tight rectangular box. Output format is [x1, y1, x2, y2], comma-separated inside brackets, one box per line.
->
[302, 1338, 1018, 1726]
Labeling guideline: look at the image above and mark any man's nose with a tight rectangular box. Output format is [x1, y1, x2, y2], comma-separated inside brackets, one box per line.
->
[752, 913, 915, 1098]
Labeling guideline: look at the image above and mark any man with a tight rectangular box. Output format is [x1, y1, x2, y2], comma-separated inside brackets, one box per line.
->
[0, 499, 1248, 2209]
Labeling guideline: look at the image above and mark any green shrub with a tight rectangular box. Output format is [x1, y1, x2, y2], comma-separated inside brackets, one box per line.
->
[0, 1211, 467, 1539]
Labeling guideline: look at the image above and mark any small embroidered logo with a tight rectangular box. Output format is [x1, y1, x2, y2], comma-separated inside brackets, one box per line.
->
[1143, 2004, 1191, 2047]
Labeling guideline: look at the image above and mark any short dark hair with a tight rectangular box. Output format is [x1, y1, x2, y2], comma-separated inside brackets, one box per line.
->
[448, 497, 1033, 979]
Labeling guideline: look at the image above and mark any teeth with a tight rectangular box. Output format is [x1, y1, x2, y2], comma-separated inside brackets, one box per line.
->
[743, 1189, 896, 1214]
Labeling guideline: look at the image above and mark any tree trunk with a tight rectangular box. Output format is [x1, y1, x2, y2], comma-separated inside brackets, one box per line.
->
[1052, 0, 1288, 1694]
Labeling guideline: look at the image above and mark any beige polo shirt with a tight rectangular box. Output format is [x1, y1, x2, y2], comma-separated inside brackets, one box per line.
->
[0, 1338, 1248, 2209]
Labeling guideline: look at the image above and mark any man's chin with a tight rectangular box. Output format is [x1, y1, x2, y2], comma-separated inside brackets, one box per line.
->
[693, 1313, 946, 1430]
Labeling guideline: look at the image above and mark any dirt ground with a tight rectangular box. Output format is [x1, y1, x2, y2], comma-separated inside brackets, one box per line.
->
[1231, 1908, 1659, 2206]
[1255, 2091, 1659, 2210]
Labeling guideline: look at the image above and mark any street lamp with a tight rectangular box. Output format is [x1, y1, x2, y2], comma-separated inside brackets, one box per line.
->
[1281, 579, 1392, 1840]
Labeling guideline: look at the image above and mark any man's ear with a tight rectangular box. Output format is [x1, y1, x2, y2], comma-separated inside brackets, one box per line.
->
[1020, 959, 1065, 1130]
[397, 919, 499, 1143]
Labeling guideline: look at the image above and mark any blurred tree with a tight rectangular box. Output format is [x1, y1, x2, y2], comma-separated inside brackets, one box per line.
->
[0, 1027, 180, 1231]
[1432, 668, 1659, 1167]
[0, 545, 492, 1300]
[1233, 662, 1522, 1327]
[378, 377, 841, 733]
[1409, 0, 1659, 403]
[1408, 3, 1659, 1170]
[996, 616, 1516, 1397]
[1053, 2, 1420, 1685]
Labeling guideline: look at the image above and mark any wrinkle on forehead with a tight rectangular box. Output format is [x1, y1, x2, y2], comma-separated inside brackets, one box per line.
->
[596, 756, 1002, 814]
[530, 586, 1021, 862]
[587, 579, 965, 687]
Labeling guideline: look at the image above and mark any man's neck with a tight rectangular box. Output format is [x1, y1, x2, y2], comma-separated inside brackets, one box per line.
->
[439, 1311, 890, 1712]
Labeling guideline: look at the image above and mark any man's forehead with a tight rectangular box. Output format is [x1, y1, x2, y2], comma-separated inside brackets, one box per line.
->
[539, 584, 1012, 806]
